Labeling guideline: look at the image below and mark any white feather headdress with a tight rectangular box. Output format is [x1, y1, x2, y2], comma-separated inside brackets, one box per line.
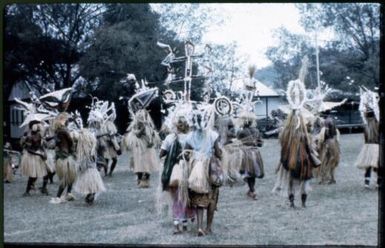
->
[359, 86, 379, 123]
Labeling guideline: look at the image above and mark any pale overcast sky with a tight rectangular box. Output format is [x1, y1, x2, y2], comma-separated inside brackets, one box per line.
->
[202, 3, 334, 69]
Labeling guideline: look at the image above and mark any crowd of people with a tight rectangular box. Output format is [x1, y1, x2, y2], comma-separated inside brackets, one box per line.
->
[3, 61, 380, 238]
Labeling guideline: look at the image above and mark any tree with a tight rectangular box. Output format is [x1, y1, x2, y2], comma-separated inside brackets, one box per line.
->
[265, 27, 316, 89]
[4, 4, 104, 96]
[199, 42, 247, 98]
[151, 3, 224, 43]
[79, 3, 171, 101]
[296, 3, 380, 89]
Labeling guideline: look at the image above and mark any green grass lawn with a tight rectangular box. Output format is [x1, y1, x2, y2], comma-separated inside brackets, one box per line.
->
[3, 133, 378, 245]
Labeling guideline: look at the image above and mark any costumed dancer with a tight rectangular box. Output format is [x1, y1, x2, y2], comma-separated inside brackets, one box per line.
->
[49, 113, 78, 204]
[73, 128, 106, 205]
[160, 110, 195, 234]
[20, 119, 49, 196]
[355, 87, 380, 188]
[236, 110, 264, 200]
[99, 104, 121, 176]
[185, 106, 222, 236]
[215, 114, 242, 186]
[123, 109, 160, 188]
[43, 119, 57, 184]
[4, 142, 19, 183]
[316, 114, 340, 184]
[275, 59, 321, 208]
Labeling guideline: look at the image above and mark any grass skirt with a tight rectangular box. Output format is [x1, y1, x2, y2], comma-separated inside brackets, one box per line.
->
[20, 151, 47, 178]
[46, 149, 56, 173]
[272, 164, 312, 197]
[188, 158, 210, 194]
[123, 133, 159, 174]
[74, 167, 106, 195]
[3, 157, 14, 182]
[317, 138, 340, 180]
[56, 156, 77, 185]
[355, 144, 379, 169]
[221, 143, 243, 184]
[239, 146, 264, 178]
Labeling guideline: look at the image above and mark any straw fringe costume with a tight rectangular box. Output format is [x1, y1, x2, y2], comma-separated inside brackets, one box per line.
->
[355, 87, 380, 187]
[74, 129, 106, 205]
[99, 120, 121, 176]
[50, 114, 78, 203]
[186, 127, 222, 236]
[215, 116, 243, 185]
[43, 120, 57, 183]
[317, 117, 340, 184]
[356, 111, 379, 187]
[123, 109, 160, 188]
[160, 131, 195, 234]
[20, 122, 49, 196]
[236, 120, 264, 199]
[3, 150, 14, 183]
[279, 111, 320, 207]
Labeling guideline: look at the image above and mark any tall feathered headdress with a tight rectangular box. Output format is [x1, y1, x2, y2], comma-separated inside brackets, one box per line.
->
[127, 76, 158, 115]
[359, 86, 379, 123]
[39, 87, 72, 111]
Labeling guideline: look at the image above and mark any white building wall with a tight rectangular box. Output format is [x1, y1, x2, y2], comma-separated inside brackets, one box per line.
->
[10, 104, 26, 139]
[254, 97, 284, 119]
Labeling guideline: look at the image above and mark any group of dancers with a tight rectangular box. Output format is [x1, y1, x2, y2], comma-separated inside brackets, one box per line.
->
[4, 56, 380, 237]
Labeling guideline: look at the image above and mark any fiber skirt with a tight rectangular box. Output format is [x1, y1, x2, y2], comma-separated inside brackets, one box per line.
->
[316, 138, 340, 179]
[189, 187, 219, 208]
[272, 164, 312, 197]
[221, 144, 243, 183]
[74, 168, 106, 195]
[133, 147, 159, 174]
[56, 156, 77, 185]
[356, 144, 379, 169]
[239, 146, 264, 178]
[20, 152, 47, 178]
[104, 145, 118, 159]
[46, 149, 56, 173]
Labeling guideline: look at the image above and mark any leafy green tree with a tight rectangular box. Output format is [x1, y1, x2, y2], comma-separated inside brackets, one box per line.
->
[151, 3, 224, 43]
[79, 4, 172, 101]
[296, 3, 380, 89]
[4, 4, 104, 96]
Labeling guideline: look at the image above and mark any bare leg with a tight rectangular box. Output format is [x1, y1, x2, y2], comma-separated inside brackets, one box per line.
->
[108, 157, 118, 176]
[23, 177, 37, 196]
[206, 202, 215, 234]
[197, 207, 205, 236]
[300, 181, 307, 208]
[365, 168, 371, 187]
[288, 177, 294, 208]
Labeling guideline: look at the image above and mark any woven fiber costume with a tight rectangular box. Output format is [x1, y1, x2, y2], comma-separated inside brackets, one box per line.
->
[20, 120, 49, 196]
[160, 109, 195, 234]
[99, 119, 121, 176]
[49, 113, 78, 204]
[316, 115, 340, 184]
[236, 111, 264, 200]
[216, 116, 243, 186]
[185, 106, 222, 236]
[43, 119, 57, 184]
[123, 109, 160, 188]
[73, 128, 106, 205]
[278, 73, 321, 208]
[355, 87, 380, 188]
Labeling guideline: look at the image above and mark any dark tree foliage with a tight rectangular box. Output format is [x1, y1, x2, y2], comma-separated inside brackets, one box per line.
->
[79, 4, 169, 101]
[4, 4, 103, 96]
